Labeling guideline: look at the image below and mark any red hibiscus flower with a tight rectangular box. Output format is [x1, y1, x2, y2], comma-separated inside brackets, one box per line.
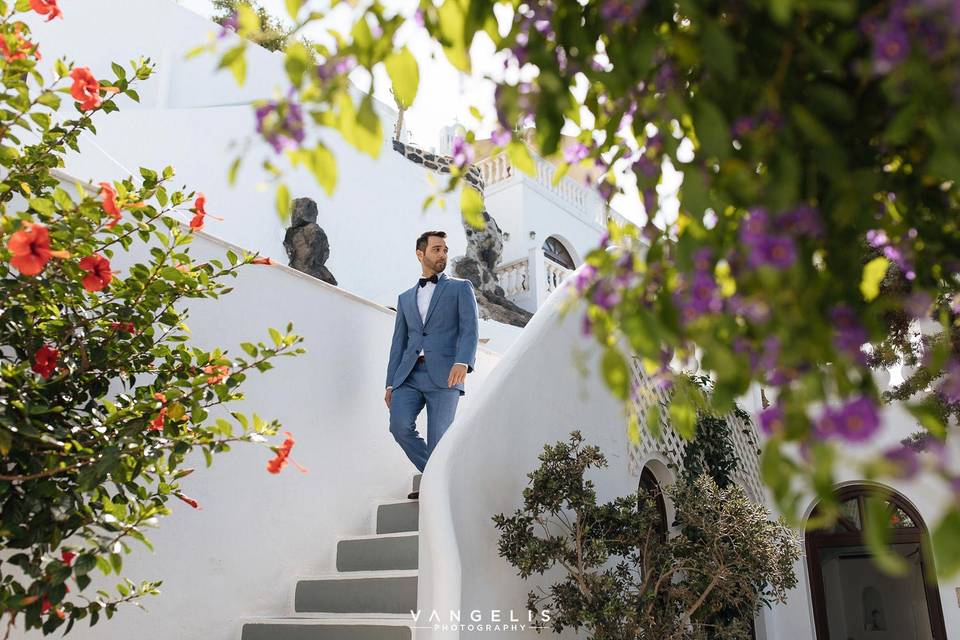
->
[110, 321, 136, 334]
[149, 406, 166, 431]
[266, 432, 308, 474]
[0, 23, 41, 62]
[251, 256, 273, 265]
[78, 254, 113, 292]
[7, 221, 70, 276]
[202, 363, 230, 385]
[188, 194, 223, 231]
[31, 344, 59, 379]
[69, 67, 103, 111]
[98, 182, 122, 228]
[60, 550, 76, 566]
[174, 493, 200, 509]
[29, 0, 62, 21]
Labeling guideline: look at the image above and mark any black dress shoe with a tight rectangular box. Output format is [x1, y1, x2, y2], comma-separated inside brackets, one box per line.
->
[407, 490, 419, 500]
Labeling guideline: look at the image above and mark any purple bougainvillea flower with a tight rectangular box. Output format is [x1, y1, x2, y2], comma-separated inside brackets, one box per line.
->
[591, 282, 620, 310]
[574, 263, 597, 293]
[884, 444, 920, 479]
[759, 404, 784, 435]
[903, 291, 932, 318]
[732, 116, 754, 138]
[866, 228, 889, 248]
[632, 154, 659, 179]
[817, 396, 881, 442]
[490, 128, 511, 146]
[642, 188, 657, 216]
[939, 360, 960, 404]
[255, 97, 305, 153]
[600, 0, 646, 23]
[779, 204, 823, 238]
[218, 11, 239, 38]
[581, 312, 592, 336]
[872, 20, 910, 74]
[563, 142, 589, 163]
[451, 136, 473, 168]
[830, 304, 868, 363]
[761, 234, 797, 270]
[688, 271, 722, 315]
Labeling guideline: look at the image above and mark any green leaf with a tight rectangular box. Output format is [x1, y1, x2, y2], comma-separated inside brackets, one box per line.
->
[285, 0, 301, 19]
[693, 99, 730, 161]
[237, 4, 261, 35]
[460, 186, 484, 229]
[218, 44, 247, 86]
[863, 495, 907, 575]
[860, 256, 889, 302]
[507, 141, 536, 176]
[0, 429, 10, 456]
[284, 41, 311, 87]
[385, 47, 419, 109]
[305, 144, 337, 196]
[275, 183, 290, 222]
[437, 0, 471, 72]
[669, 393, 697, 440]
[932, 508, 960, 577]
[601, 348, 630, 400]
[701, 21, 736, 82]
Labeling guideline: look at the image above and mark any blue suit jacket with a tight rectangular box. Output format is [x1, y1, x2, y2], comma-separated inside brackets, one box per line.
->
[385, 272, 479, 395]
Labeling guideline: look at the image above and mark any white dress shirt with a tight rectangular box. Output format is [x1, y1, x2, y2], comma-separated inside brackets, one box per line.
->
[386, 276, 466, 391]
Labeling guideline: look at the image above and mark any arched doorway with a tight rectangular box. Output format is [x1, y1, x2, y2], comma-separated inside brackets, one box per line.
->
[805, 485, 947, 639]
[542, 235, 576, 269]
[637, 466, 668, 538]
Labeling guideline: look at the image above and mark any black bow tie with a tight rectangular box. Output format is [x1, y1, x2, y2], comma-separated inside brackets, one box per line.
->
[418, 274, 439, 287]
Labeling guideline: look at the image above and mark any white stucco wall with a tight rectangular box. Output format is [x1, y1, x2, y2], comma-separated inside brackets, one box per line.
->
[416, 268, 661, 640]
[31, 0, 480, 312]
[7, 220, 501, 640]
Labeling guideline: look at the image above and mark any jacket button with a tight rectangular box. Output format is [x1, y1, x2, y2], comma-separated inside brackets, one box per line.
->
[422, 332, 427, 336]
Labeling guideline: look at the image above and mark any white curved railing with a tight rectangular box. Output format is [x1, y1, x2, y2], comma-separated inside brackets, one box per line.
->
[417, 263, 765, 639]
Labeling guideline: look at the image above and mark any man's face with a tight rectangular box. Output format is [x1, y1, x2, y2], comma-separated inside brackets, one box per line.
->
[418, 236, 448, 274]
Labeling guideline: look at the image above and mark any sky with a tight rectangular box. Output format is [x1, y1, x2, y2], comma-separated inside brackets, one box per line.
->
[171, 0, 666, 224]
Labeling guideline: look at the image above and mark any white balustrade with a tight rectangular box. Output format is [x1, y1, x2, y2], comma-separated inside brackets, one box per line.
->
[544, 259, 572, 294]
[494, 257, 530, 299]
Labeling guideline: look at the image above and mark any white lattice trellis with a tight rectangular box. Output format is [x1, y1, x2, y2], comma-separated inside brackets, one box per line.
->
[625, 355, 766, 504]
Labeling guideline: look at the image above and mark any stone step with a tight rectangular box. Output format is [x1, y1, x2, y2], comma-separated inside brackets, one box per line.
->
[295, 571, 417, 614]
[376, 500, 419, 534]
[412, 473, 421, 493]
[241, 617, 412, 640]
[337, 532, 418, 572]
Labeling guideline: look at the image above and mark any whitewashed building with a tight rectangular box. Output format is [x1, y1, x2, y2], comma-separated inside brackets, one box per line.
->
[14, 2, 959, 640]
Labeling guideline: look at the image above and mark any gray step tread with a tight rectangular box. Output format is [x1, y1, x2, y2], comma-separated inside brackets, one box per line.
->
[376, 500, 420, 534]
[337, 533, 418, 572]
[295, 575, 417, 614]
[241, 619, 413, 640]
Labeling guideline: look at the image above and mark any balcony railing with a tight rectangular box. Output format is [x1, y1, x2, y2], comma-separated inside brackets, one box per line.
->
[494, 247, 573, 313]
[476, 150, 634, 232]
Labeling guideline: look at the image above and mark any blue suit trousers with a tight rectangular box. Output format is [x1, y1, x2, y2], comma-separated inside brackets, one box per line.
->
[388, 359, 460, 473]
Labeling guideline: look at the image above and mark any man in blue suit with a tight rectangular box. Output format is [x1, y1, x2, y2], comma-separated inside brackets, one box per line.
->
[384, 230, 479, 498]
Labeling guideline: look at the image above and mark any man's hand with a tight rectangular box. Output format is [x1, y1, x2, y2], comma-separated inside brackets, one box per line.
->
[447, 364, 467, 388]
[384, 387, 392, 409]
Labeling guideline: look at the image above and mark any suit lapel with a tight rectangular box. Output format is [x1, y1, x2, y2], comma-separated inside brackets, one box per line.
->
[404, 285, 422, 330]
[423, 273, 450, 328]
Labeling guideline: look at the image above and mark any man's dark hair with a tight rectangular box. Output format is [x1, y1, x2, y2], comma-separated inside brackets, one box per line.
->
[416, 230, 447, 253]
